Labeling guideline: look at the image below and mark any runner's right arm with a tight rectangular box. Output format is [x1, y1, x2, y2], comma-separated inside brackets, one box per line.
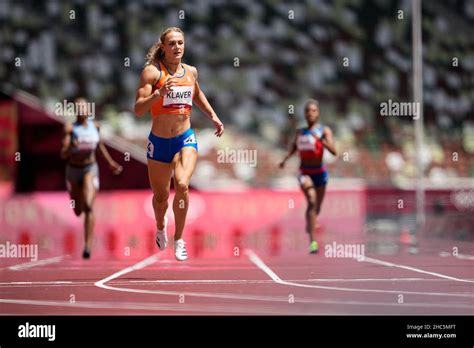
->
[134, 65, 175, 117]
[279, 131, 298, 168]
[60, 122, 74, 159]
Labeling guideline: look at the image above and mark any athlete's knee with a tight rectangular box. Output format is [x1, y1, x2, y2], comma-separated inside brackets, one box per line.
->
[315, 195, 325, 214]
[73, 206, 82, 216]
[153, 191, 169, 205]
[71, 198, 82, 216]
[175, 179, 189, 194]
[307, 198, 316, 211]
[316, 202, 323, 214]
[83, 202, 93, 213]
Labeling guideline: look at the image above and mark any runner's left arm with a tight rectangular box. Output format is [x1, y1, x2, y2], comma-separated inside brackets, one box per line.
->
[190, 66, 224, 137]
[321, 127, 337, 156]
[94, 122, 123, 174]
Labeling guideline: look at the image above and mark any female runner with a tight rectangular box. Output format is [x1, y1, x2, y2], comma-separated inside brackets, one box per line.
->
[279, 99, 337, 253]
[60, 97, 123, 259]
[134, 27, 224, 261]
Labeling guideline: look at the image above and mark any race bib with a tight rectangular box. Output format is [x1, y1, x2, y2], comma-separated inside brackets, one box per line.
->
[296, 134, 316, 151]
[73, 133, 99, 152]
[163, 86, 193, 108]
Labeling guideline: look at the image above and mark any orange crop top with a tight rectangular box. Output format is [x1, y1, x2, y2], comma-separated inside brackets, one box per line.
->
[151, 62, 196, 117]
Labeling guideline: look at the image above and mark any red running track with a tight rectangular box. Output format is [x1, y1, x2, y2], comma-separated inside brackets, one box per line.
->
[1, 235, 473, 315]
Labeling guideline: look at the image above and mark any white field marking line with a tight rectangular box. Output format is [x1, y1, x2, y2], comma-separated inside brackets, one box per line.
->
[0, 281, 73, 285]
[0, 298, 275, 314]
[440, 251, 474, 261]
[12, 266, 261, 272]
[357, 255, 474, 283]
[0, 295, 472, 312]
[245, 249, 474, 298]
[1, 277, 469, 289]
[3, 260, 473, 312]
[0, 280, 276, 288]
[95, 253, 461, 304]
[305, 278, 474, 282]
[94, 254, 160, 289]
[6, 255, 67, 271]
[94, 253, 308, 303]
[128, 279, 274, 284]
[129, 278, 467, 284]
[3, 257, 471, 313]
[94, 252, 473, 305]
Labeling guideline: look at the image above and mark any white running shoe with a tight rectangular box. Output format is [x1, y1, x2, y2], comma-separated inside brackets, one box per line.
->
[174, 239, 188, 261]
[155, 216, 168, 250]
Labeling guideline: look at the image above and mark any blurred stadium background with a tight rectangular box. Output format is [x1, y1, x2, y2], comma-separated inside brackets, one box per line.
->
[0, 0, 473, 259]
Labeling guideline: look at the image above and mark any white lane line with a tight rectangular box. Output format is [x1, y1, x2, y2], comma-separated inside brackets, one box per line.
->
[245, 249, 474, 298]
[0, 295, 471, 312]
[440, 251, 474, 260]
[94, 253, 296, 302]
[358, 256, 474, 283]
[7, 255, 67, 271]
[3, 252, 472, 312]
[98, 280, 296, 302]
[128, 279, 273, 284]
[94, 254, 341, 303]
[2, 277, 468, 289]
[306, 278, 474, 282]
[0, 281, 75, 287]
[94, 254, 160, 289]
[129, 278, 469, 284]
[0, 298, 270, 314]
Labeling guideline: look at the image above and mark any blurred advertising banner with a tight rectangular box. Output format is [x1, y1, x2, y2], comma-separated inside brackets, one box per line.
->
[0, 187, 366, 261]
